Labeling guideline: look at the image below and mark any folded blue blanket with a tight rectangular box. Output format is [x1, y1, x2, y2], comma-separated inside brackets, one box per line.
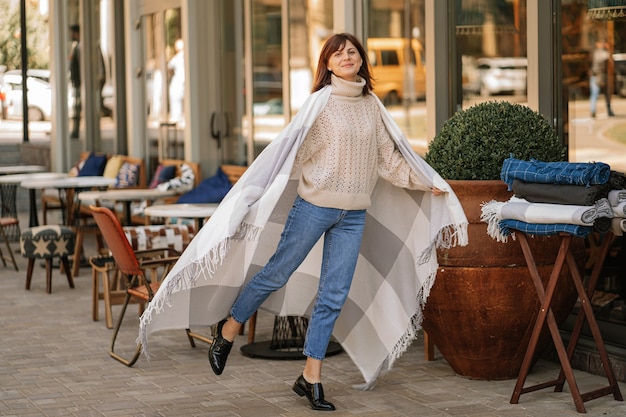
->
[501, 157, 611, 191]
[498, 219, 592, 238]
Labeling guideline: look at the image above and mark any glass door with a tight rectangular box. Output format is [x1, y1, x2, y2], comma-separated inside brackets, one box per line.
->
[365, 0, 428, 155]
[245, 0, 333, 162]
[141, 6, 184, 172]
[215, 0, 246, 165]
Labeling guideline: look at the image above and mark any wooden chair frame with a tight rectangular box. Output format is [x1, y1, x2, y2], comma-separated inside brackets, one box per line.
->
[89, 205, 209, 366]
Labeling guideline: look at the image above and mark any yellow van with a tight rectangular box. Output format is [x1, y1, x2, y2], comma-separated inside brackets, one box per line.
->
[367, 38, 426, 105]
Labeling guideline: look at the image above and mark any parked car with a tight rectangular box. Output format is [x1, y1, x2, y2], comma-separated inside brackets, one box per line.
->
[367, 37, 427, 104]
[464, 57, 527, 97]
[2, 68, 115, 120]
[1, 72, 52, 121]
[5, 68, 51, 83]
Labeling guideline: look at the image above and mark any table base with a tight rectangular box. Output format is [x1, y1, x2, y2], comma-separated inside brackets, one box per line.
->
[240, 315, 343, 360]
[240, 341, 343, 360]
[510, 232, 623, 413]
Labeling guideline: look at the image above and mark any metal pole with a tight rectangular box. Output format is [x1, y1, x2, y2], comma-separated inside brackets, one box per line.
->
[20, 0, 29, 142]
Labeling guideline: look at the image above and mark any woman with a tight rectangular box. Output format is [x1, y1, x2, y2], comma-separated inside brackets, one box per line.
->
[208, 33, 444, 412]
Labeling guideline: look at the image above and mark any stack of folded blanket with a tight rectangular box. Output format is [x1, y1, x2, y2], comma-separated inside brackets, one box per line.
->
[481, 156, 626, 242]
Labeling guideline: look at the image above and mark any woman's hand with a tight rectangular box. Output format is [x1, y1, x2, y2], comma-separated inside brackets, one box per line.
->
[431, 187, 445, 196]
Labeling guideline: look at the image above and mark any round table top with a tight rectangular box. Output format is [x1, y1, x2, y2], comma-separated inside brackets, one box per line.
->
[0, 165, 47, 175]
[21, 176, 116, 189]
[0, 172, 68, 185]
[144, 203, 219, 218]
[77, 188, 179, 201]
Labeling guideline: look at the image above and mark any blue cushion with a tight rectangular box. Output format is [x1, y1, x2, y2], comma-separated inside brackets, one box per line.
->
[149, 164, 177, 189]
[78, 153, 108, 176]
[116, 162, 141, 188]
[177, 167, 232, 204]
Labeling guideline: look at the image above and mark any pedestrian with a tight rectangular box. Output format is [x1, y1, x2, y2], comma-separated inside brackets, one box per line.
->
[589, 39, 615, 118]
[207, 32, 444, 411]
[69, 24, 81, 138]
[138, 32, 466, 414]
[168, 38, 185, 123]
[68, 24, 109, 139]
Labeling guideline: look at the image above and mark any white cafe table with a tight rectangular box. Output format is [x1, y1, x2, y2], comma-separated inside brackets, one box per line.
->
[21, 176, 116, 226]
[0, 165, 47, 175]
[144, 203, 219, 231]
[78, 188, 179, 226]
[0, 172, 68, 234]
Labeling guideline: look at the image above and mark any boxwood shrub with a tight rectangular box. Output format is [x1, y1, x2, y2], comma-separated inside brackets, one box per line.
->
[424, 101, 566, 180]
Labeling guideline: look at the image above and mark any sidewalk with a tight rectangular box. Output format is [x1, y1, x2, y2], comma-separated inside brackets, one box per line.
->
[1, 211, 626, 417]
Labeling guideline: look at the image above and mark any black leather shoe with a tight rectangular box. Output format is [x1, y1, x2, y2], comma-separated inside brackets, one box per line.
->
[292, 374, 336, 411]
[208, 319, 233, 375]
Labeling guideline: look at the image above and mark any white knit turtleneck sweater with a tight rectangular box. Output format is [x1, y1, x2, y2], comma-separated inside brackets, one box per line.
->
[295, 74, 428, 210]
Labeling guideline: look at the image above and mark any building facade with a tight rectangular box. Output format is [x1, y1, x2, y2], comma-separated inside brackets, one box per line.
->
[45, 0, 626, 378]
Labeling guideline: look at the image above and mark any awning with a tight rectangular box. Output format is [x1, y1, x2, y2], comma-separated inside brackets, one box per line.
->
[456, 0, 518, 35]
[588, 0, 626, 20]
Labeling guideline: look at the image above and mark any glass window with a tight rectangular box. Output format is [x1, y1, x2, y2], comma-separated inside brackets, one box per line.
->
[366, 0, 428, 156]
[457, 0, 527, 106]
[248, 0, 332, 159]
[560, 0, 626, 347]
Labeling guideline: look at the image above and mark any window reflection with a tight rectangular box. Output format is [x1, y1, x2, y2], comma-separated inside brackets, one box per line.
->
[560, 1, 626, 346]
[366, 0, 427, 155]
[457, 0, 527, 108]
[248, 0, 332, 158]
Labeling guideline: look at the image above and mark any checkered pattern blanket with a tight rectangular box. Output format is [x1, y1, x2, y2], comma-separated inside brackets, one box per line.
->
[481, 196, 613, 241]
[137, 86, 468, 388]
[122, 224, 194, 253]
[498, 220, 592, 238]
[501, 157, 611, 191]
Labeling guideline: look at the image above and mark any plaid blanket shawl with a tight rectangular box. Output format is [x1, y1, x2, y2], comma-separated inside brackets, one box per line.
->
[609, 189, 626, 207]
[501, 157, 611, 191]
[481, 197, 614, 242]
[497, 220, 592, 239]
[137, 86, 468, 388]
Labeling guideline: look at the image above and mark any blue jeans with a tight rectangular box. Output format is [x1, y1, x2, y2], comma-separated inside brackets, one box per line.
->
[230, 196, 366, 360]
[590, 75, 612, 116]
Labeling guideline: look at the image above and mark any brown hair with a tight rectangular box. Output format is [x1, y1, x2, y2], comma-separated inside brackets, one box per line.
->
[312, 33, 373, 95]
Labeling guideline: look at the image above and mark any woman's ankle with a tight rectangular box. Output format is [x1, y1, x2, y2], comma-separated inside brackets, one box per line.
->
[222, 317, 241, 342]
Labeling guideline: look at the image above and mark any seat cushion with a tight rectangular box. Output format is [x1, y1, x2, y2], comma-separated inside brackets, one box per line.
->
[20, 225, 76, 258]
[103, 155, 125, 178]
[177, 167, 232, 204]
[116, 162, 141, 188]
[78, 153, 108, 176]
[156, 163, 195, 192]
[122, 224, 194, 252]
[149, 165, 177, 189]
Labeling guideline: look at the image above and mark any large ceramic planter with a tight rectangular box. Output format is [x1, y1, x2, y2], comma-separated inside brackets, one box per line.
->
[422, 180, 584, 380]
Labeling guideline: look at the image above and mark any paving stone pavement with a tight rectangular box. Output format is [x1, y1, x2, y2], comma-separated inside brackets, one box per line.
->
[2, 211, 626, 417]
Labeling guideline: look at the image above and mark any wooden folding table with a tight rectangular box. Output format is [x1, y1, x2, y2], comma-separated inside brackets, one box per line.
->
[510, 231, 623, 413]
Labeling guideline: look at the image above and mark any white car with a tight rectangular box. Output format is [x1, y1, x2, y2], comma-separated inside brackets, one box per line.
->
[2, 72, 52, 121]
[464, 57, 528, 97]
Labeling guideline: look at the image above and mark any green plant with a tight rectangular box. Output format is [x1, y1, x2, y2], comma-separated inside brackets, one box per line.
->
[424, 101, 566, 180]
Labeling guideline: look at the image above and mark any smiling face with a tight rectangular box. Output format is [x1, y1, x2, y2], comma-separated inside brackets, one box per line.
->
[326, 40, 363, 82]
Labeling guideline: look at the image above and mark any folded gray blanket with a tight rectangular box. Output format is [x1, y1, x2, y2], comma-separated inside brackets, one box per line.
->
[512, 179, 607, 206]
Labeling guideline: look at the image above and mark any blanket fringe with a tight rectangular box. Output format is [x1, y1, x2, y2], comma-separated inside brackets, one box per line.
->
[136, 221, 264, 359]
[481, 200, 509, 242]
[436, 222, 468, 250]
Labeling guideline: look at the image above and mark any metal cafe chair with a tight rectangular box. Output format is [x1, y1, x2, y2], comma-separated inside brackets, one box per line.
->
[89, 205, 210, 366]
